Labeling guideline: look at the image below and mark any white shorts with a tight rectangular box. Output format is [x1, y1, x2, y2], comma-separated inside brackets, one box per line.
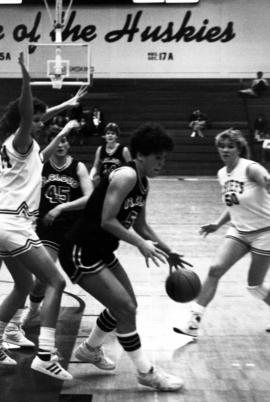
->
[226, 226, 270, 256]
[0, 217, 42, 258]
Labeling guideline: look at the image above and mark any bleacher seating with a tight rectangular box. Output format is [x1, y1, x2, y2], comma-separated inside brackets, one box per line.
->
[1, 77, 267, 175]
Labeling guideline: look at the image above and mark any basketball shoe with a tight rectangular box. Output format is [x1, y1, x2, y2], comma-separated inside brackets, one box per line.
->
[74, 341, 116, 370]
[22, 308, 41, 328]
[0, 347, 17, 365]
[31, 349, 73, 381]
[3, 323, 35, 348]
[173, 312, 201, 337]
[138, 366, 183, 392]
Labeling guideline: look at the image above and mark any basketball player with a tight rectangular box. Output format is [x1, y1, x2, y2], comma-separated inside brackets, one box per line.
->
[0, 53, 85, 380]
[58, 122, 190, 391]
[89, 122, 131, 187]
[21, 126, 92, 328]
[174, 128, 270, 337]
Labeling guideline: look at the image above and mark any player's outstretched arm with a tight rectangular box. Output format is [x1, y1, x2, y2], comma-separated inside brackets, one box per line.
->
[42, 85, 88, 123]
[199, 209, 230, 237]
[41, 120, 80, 162]
[13, 52, 33, 153]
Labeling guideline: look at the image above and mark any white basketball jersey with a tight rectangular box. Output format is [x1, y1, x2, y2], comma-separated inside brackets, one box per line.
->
[218, 158, 270, 232]
[0, 135, 43, 222]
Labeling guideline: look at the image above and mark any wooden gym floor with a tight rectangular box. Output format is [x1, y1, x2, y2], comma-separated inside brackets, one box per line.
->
[1, 177, 270, 402]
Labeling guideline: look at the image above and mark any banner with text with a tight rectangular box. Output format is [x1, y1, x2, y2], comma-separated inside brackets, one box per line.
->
[0, 0, 269, 78]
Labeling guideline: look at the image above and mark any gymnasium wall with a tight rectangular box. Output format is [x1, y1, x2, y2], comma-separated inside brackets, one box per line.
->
[0, 0, 269, 79]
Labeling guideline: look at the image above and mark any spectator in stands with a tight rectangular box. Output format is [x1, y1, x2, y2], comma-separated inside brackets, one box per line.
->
[67, 103, 91, 145]
[251, 114, 269, 164]
[261, 138, 270, 164]
[89, 122, 131, 187]
[51, 111, 68, 128]
[78, 114, 90, 145]
[189, 108, 208, 138]
[88, 106, 105, 137]
[254, 113, 268, 142]
[239, 71, 269, 98]
[73, 106, 105, 145]
[68, 102, 83, 121]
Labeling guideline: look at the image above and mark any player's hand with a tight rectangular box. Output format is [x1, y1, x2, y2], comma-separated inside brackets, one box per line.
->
[61, 119, 80, 134]
[138, 240, 167, 268]
[67, 86, 88, 107]
[199, 223, 219, 237]
[18, 52, 30, 82]
[18, 52, 24, 66]
[43, 205, 63, 226]
[167, 252, 193, 273]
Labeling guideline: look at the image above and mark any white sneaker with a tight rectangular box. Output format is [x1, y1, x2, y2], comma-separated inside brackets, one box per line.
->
[74, 341, 116, 370]
[3, 323, 35, 348]
[173, 312, 201, 337]
[31, 350, 73, 381]
[22, 309, 41, 328]
[138, 366, 183, 392]
[265, 325, 270, 333]
[0, 347, 17, 365]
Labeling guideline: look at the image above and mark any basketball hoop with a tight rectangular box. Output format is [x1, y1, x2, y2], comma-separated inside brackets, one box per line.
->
[28, 1, 91, 89]
[49, 74, 63, 89]
[47, 53, 69, 89]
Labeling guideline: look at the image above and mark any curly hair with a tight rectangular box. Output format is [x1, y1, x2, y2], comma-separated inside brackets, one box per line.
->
[130, 122, 174, 158]
[215, 128, 250, 159]
[0, 97, 47, 139]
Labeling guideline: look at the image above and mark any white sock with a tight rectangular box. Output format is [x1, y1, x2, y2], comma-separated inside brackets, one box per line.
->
[0, 321, 8, 345]
[86, 325, 107, 348]
[191, 302, 205, 316]
[10, 308, 26, 324]
[128, 347, 152, 374]
[5, 308, 25, 332]
[38, 327, 56, 351]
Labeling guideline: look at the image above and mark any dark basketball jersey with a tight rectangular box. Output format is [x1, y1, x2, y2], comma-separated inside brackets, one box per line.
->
[67, 160, 149, 251]
[38, 158, 83, 228]
[99, 143, 126, 179]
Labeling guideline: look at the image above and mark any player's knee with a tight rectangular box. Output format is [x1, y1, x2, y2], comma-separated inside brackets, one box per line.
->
[247, 283, 270, 300]
[208, 264, 225, 279]
[50, 274, 66, 292]
[123, 300, 137, 319]
[114, 298, 137, 323]
[32, 278, 46, 297]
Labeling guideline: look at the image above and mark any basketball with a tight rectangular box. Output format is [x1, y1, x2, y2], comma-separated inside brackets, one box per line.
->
[165, 269, 201, 303]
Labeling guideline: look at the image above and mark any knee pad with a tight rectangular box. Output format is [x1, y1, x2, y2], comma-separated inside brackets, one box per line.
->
[247, 284, 269, 300]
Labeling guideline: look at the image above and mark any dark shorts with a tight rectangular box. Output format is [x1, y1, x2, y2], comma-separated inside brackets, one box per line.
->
[36, 216, 77, 252]
[58, 240, 120, 283]
[36, 224, 62, 252]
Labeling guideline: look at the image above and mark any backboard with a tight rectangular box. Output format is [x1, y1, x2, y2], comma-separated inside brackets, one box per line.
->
[27, 42, 91, 88]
